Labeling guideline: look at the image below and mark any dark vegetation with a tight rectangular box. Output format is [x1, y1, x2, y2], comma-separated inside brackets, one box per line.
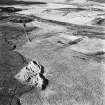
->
[39, 73, 49, 90]
[0, 7, 22, 13]
[0, 13, 10, 20]
[55, 8, 87, 11]
[89, 0, 105, 3]
[92, 17, 105, 26]
[9, 15, 34, 24]
[74, 30, 105, 39]
[68, 38, 83, 45]
[66, 0, 105, 3]
[0, 13, 35, 28]
[0, 0, 46, 5]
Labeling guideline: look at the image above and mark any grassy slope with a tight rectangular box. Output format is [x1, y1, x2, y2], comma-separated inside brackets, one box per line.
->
[19, 35, 104, 105]
[0, 1, 105, 104]
[16, 20, 105, 105]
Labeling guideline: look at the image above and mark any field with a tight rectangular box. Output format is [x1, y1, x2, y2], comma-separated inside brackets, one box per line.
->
[0, 0, 105, 105]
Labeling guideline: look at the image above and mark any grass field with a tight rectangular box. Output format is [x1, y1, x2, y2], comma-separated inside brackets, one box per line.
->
[0, 1, 105, 105]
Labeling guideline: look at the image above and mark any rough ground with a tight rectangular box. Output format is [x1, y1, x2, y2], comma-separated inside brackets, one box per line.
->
[0, 0, 105, 105]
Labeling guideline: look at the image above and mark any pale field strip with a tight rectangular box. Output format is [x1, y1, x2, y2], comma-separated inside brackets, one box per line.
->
[17, 1, 105, 26]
